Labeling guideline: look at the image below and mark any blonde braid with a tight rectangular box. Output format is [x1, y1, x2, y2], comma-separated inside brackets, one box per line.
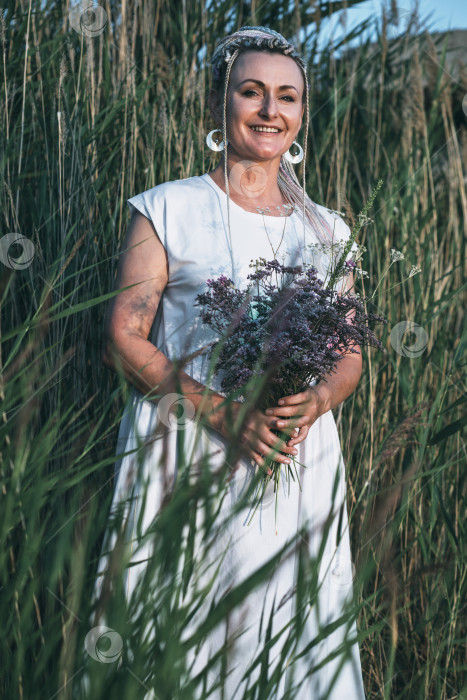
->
[276, 63, 311, 249]
[222, 47, 240, 278]
[304, 69, 309, 243]
[276, 59, 332, 250]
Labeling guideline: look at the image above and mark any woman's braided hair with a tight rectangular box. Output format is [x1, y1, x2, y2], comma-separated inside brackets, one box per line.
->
[209, 25, 333, 248]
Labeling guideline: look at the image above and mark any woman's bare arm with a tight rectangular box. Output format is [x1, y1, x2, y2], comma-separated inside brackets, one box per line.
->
[102, 211, 228, 432]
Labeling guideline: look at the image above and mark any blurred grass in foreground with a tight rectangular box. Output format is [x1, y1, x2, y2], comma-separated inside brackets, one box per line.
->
[0, 1, 466, 698]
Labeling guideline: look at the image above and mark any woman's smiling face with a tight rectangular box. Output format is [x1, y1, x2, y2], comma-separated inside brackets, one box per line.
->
[223, 50, 305, 163]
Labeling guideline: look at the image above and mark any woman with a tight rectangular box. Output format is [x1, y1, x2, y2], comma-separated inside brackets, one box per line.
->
[95, 26, 365, 699]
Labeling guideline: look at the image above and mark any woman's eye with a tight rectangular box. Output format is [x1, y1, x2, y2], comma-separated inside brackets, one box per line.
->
[243, 90, 295, 102]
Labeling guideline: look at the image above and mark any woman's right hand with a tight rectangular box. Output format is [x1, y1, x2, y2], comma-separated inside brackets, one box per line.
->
[219, 401, 299, 477]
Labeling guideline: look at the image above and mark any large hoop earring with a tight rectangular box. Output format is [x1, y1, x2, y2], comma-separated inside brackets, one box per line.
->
[284, 141, 304, 164]
[206, 129, 226, 152]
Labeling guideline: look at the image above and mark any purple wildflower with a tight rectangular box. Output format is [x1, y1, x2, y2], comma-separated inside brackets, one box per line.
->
[194, 258, 387, 407]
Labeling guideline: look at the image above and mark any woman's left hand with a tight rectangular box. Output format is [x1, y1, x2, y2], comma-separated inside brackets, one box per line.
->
[264, 384, 332, 447]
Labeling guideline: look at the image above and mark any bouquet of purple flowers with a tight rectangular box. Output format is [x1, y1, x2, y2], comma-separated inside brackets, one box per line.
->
[194, 183, 387, 527]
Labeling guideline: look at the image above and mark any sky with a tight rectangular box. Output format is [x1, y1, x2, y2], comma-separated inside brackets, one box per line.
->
[347, 0, 467, 32]
[319, 0, 466, 48]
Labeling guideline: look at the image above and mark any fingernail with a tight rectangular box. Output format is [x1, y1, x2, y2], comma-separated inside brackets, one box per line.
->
[278, 399, 284, 405]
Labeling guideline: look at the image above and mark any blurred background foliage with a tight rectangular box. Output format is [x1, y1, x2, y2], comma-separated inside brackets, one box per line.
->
[0, 0, 466, 698]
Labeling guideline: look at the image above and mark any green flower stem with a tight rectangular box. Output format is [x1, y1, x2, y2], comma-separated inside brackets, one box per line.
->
[326, 179, 383, 291]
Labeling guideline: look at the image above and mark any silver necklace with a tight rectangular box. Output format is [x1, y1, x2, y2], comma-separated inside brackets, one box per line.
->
[222, 170, 293, 281]
[257, 204, 291, 260]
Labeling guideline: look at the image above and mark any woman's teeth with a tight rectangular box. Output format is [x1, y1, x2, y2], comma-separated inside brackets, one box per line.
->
[250, 126, 280, 133]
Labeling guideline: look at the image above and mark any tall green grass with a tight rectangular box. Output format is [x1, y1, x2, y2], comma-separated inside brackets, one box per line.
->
[0, 1, 466, 698]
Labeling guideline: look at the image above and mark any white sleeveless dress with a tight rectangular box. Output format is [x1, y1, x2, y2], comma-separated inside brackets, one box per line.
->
[93, 173, 365, 699]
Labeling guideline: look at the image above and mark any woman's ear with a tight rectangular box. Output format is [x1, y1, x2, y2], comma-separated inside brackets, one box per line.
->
[208, 88, 223, 124]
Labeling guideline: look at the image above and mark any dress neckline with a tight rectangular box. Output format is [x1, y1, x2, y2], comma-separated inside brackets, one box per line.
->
[201, 173, 296, 221]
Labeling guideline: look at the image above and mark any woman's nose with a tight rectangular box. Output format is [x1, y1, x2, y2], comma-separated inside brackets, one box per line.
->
[259, 95, 278, 118]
